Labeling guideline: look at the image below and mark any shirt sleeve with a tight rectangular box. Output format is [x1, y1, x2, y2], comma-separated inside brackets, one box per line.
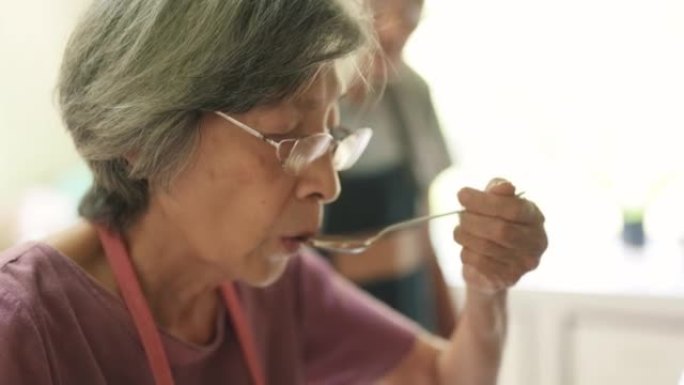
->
[0, 290, 54, 385]
[297, 250, 419, 385]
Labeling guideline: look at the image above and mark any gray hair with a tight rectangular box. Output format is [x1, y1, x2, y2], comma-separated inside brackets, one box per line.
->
[58, 0, 373, 231]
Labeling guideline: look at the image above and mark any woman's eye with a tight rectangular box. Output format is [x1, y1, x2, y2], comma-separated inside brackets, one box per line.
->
[264, 131, 307, 141]
[264, 133, 293, 141]
[260, 122, 299, 138]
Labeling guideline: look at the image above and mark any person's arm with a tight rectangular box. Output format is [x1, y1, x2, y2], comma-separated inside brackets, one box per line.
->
[412, 219, 455, 339]
[378, 178, 548, 385]
[414, 197, 457, 339]
[425, 243, 457, 338]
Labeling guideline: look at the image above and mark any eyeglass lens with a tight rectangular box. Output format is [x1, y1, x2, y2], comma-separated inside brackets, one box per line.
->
[282, 128, 372, 174]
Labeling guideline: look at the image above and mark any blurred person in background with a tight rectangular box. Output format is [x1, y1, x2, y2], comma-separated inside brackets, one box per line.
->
[323, 0, 456, 336]
[0, 0, 547, 384]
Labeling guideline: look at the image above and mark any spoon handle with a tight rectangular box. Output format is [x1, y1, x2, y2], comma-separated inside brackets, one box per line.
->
[376, 192, 525, 238]
[377, 209, 462, 237]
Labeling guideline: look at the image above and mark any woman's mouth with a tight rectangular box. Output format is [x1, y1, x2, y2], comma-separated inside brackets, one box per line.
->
[281, 233, 313, 253]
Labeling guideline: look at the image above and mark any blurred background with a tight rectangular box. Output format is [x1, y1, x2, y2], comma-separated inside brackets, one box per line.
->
[1, 0, 683, 384]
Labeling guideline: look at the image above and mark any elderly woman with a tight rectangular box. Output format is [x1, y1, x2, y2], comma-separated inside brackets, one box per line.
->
[0, 1, 547, 384]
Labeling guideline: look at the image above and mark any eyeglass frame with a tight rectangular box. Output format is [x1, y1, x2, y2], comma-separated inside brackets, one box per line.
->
[213, 111, 371, 175]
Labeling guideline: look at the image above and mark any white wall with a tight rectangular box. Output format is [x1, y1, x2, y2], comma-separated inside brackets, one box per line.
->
[408, 0, 684, 179]
[403, 0, 684, 284]
[0, 0, 89, 244]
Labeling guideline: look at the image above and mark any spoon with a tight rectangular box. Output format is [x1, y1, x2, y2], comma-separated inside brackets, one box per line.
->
[309, 192, 524, 254]
[308, 209, 462, 254]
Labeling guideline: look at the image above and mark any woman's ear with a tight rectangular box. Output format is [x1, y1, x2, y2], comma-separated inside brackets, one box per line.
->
[123, 151, 139, 167]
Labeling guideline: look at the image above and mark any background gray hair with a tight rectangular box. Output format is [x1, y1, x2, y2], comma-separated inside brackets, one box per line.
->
[58, 0, 373, 231]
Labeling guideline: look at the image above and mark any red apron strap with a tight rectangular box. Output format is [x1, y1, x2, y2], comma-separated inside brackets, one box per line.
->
[97, 225, 175, 385]
[221, 284, 267, 385]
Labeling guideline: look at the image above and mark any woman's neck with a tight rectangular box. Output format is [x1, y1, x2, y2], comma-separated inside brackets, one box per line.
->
[48, 216, 225, 345]
[123, 208, 226, 344]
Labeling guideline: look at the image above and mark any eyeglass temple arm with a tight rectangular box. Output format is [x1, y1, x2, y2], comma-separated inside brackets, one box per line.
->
[213, 111, 280, 148]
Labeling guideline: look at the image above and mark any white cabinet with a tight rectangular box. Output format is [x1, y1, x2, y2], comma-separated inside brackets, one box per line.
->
[570, 309, 684, 385]
[453, 289, 684, 385]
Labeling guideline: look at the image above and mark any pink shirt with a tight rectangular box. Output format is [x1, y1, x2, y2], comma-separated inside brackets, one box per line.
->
[0, 242, 417, 384]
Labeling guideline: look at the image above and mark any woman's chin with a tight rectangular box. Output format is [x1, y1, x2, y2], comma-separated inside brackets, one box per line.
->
[247, 254, 292, 288]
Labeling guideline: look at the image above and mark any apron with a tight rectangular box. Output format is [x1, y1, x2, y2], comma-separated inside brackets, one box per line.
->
[96, 225, 266, 385]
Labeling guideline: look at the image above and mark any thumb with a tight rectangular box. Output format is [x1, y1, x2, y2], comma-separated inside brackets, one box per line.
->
[486, 177, 516, 196]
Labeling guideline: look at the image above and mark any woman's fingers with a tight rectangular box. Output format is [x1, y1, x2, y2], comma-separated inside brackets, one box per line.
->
[458, 186, 545, 226]
[457, 212, 547, 255]
[453, 178, 548, 293]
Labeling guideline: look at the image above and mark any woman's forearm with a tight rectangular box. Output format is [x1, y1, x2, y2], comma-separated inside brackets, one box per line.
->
[437, 288, 507, 385]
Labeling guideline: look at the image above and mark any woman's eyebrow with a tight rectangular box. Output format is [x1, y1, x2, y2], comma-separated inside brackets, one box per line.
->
[294, 73, 343, 109]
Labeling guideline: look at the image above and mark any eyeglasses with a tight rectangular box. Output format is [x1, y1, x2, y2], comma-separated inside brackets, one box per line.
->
[214, 111, 372, 176]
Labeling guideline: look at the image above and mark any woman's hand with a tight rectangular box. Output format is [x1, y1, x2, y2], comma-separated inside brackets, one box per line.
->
[454, 178, 547, 294]
[379, 179, 547, 385]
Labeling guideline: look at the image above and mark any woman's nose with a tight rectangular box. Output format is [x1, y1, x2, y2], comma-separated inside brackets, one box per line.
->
[295, 153, 341, 204]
